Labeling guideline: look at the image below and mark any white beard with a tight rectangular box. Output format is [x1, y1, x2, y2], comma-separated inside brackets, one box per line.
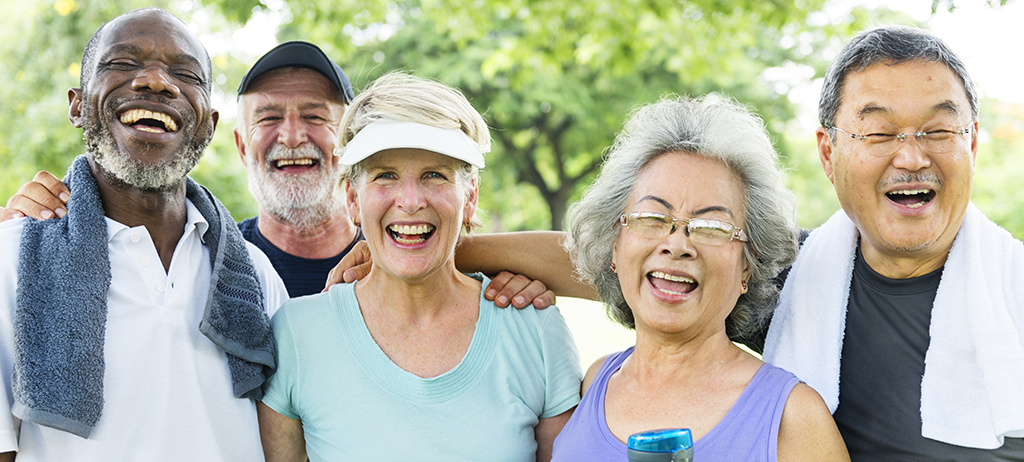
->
[245, 143, 344, 232]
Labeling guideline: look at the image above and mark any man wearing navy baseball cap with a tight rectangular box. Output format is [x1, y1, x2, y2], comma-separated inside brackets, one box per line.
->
[233, 41, 363, 297]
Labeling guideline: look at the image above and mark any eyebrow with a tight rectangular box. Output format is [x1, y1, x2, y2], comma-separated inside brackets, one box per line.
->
[856, 99, 963, 120]
[252, 101, 333, 115]
[636, 195, 736, 217]
[365, 162, 458, 171]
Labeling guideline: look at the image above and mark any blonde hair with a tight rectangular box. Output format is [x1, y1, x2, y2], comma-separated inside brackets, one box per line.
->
[339, 72, 490, 149]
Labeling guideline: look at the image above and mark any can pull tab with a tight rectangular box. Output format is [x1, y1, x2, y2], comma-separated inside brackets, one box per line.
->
[626, 428, 693, 462]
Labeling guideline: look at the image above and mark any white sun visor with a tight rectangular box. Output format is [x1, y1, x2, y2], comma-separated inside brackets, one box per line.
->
[339, 121, 487, 168]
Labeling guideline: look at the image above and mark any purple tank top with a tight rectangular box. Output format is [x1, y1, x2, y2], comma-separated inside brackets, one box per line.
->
[551, 347, 800, 462]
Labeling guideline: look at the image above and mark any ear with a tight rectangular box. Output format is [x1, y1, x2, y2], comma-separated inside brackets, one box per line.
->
[611, 231, 620, 272]
[816, 127, 836, 185]
[234, 126, 248, 164]
[344, 178, 361, 223]
[969, 118, 979, 166]
[741, 257, 752, 293]
[207, 109, 220, 143]
[68, 88, 84, 128]
[462, 176, 479, 223]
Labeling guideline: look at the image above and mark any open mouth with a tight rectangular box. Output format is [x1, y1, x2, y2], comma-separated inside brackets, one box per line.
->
[119, 108, 178, 133]
[273, 158, 319, 170]
[388, 224, 436, 245]
[648, 271, 697, 296]
[886, 188, 934, 209]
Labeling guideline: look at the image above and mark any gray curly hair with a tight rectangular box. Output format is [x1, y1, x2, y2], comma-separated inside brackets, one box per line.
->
[565, 95, 798, 342]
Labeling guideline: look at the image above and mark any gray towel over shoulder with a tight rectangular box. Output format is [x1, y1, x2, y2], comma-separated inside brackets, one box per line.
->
[14, 155, 275, 439]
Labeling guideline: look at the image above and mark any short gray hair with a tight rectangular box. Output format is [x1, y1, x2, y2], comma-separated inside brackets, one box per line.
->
[565, 95, 798, 342]
[819, 25, 978, 131]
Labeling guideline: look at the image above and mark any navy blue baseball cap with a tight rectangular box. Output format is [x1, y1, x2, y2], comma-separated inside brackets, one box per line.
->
[237, 41, 355, 104]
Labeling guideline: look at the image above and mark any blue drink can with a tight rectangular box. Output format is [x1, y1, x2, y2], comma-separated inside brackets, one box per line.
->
[626, 428, 693, 462]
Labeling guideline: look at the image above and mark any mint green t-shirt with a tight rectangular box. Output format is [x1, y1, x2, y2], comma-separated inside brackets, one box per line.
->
[262, 275, 582, 461]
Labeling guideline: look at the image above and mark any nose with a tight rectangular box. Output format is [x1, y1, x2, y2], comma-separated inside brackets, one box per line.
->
[660, 224, 697, 259]
[131, 65, 180, 98]
[277, 112, 309, 149]
[395, 178, 427, 214]
[891, 135, 932, 172]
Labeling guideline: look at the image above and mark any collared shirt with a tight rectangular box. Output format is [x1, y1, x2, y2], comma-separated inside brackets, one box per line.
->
[0, 199, 288, 461]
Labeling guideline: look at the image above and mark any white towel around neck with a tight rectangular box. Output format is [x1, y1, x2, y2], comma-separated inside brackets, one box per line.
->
[763, 204, 1024, 449]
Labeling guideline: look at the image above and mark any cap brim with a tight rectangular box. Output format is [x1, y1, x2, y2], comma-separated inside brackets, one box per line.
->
[237, 41, 354, 103]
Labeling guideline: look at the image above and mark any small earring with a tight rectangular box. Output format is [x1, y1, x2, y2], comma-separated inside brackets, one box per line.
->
[610, 262, 617, 273]
[741, 280, 748, 292]
[352, 218, 360, 227]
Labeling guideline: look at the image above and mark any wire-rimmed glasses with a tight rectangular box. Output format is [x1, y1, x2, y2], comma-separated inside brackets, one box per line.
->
[825, 122, 972, 157]
[619, 211, 748, 245]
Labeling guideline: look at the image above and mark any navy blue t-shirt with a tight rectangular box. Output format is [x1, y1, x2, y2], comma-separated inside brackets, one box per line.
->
[238, 217, 363, 298]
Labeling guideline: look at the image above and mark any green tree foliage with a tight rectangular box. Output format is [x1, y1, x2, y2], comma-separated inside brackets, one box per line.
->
[973, 98, 1024, 240]
[3, 0, 1019, 238]
[207, 0, 877, 230]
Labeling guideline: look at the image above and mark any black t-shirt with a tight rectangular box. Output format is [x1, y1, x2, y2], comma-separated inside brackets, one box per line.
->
[237, 217, 363, 298]
[833, 247, 1024, 461]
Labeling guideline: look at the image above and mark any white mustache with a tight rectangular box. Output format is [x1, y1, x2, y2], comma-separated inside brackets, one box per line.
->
[264, 143, 325, 167]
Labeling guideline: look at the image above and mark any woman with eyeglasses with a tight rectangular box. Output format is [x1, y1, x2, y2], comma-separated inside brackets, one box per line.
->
[551, 96, 849, 461]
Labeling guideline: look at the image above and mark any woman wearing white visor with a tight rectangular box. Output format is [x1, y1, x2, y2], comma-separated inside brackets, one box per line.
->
[257, 72, 582, 462]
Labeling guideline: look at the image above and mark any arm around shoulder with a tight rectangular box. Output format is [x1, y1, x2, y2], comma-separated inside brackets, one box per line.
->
[777, 383, 850, 462]
[455, 231, 596, 300]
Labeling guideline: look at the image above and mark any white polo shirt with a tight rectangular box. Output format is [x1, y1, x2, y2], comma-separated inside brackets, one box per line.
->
[0, 200, 288, 461]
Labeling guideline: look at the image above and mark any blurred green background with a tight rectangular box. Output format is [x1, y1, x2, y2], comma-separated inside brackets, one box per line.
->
[2, 0, 1021, 238]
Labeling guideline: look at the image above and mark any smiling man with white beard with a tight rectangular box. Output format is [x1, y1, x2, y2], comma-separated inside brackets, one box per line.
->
[231, 41, 363, 297]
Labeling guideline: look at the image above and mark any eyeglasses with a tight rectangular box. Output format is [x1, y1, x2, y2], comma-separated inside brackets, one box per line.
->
[619, 211, 748, 245]
[825, 122, 972, 157]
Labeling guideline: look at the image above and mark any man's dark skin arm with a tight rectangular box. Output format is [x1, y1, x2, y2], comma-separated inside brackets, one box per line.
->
[0, 451, 14, 461]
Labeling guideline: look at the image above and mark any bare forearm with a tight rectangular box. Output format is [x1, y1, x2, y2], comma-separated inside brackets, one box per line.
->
[455, 231, 597, 300]
[0, 451, 14, 462]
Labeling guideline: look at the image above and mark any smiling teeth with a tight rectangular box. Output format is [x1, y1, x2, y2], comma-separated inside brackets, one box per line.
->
[275, 159, 315, 167]
[650, 271, 695, 283]
[390, 224, 433, 235]
[119, 108, 178, 132]
[890, 189, 931, 195]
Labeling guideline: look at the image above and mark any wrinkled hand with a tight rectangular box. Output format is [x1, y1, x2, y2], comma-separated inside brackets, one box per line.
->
[3, 171, 68, 222]
[485, 271, 556, 309]
[324, 241, 372, 291]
